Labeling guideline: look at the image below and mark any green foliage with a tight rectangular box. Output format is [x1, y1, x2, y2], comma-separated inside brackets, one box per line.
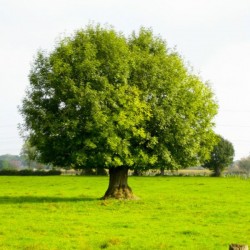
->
[0, 176, 249, 249]
[20, 24, 218, 170]
[20, 140, 39, 168]
[203, 135, 235, 176]
[238, 155, 250, 175]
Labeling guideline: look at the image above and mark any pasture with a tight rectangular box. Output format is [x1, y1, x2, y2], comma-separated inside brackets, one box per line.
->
[0, 176, 249, 249]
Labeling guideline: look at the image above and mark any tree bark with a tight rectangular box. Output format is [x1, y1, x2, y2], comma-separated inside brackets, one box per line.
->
[102, 167, 134, 199]
[229, 244, 248, 250]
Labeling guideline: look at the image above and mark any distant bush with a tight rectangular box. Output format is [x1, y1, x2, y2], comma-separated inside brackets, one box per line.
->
[0, 170, 18, 175]
[0, 169, 61, 176]
[238, 156, 250, 176]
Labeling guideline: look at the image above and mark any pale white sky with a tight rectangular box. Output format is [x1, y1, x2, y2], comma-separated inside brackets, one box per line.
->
[0, 0, 250, 160]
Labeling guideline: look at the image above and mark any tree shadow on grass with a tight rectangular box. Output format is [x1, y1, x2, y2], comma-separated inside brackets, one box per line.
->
[0, 196, 98, 204]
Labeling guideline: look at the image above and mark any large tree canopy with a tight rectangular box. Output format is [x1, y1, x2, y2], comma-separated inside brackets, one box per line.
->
[20, 25, 218, 198]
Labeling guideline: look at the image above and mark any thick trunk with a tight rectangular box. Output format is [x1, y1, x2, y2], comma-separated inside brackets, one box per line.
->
[229, 244, 248, 250]
[102, 167, 134, 199]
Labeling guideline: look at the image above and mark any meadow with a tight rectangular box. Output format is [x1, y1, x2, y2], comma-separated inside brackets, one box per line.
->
[0, 176, 249, 250]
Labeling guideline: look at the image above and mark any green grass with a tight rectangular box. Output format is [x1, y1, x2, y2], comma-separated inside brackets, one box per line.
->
[0, 176, 249, 249]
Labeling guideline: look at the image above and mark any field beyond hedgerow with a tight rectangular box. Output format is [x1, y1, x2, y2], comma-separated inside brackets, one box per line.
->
[0, 176, 249, 250]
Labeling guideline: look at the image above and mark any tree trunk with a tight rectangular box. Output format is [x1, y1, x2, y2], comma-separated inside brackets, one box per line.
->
[102, 167, 134, 199]
[229, 244, 248, 250]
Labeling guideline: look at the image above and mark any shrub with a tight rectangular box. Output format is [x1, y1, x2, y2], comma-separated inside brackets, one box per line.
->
[0, 169, 61, 176]
[238, 156, 250, 176]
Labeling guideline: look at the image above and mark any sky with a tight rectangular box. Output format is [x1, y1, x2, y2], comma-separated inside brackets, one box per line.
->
[0, 0, 250, 160]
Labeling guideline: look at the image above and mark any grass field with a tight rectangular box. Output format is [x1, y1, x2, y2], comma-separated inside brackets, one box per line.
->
[0, 176, 249, 250]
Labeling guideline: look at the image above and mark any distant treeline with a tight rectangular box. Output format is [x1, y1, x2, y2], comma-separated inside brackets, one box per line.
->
[0, 154, 48, 170]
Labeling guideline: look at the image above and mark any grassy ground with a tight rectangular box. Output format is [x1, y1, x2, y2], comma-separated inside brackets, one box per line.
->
[0, 176, 249, 250]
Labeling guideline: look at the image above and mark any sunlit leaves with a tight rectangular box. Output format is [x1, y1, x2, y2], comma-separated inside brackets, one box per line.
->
[20, 25, 218, 170]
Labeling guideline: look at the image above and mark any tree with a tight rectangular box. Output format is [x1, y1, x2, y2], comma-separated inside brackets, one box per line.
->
[20, 140, 38, 168]
[238, 155, 250, 176]
[20, 25, 218, 199]
[203, 135, 235, 176]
